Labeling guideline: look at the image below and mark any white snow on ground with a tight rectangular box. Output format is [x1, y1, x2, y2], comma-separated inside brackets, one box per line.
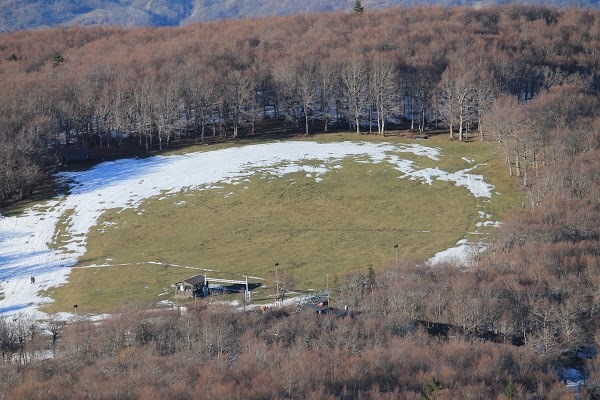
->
[475, 210, 500, 228]
[427, 239, 483, 266]
[476, 221, 501, 227]
[0, 141, 495, 318]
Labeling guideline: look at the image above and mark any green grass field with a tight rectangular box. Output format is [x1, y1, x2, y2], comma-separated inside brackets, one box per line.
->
[40, 133, 522, 314]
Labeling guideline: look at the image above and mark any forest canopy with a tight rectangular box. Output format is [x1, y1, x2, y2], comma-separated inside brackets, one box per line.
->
[1, 5, 599, 205]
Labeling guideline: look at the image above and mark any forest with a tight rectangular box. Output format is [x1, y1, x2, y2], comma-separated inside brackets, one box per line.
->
[1, 4, 600, 204]
[0, 4, 599, 399]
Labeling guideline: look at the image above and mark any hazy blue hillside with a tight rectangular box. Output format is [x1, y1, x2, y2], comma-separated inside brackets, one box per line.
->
[1, 0, 598, 32]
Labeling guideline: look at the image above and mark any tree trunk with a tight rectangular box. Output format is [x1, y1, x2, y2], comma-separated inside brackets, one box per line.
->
[479, 110, 484, 141]
[410, 97, 415, 130]
[305, 109, 309, 135]
[459, 116, 464, 141]
[523, 145, 528, 187]
[515, 138, 521, 178]
[369, 104, 373, 134]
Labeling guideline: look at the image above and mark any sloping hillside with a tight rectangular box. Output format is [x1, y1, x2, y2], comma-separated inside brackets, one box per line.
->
[1, 0, 599, 32]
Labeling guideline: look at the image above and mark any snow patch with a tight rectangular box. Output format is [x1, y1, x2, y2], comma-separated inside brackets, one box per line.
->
[428, 239, 485, 266]
[478, 211, 492, 219]
[476, 221, 501, 227]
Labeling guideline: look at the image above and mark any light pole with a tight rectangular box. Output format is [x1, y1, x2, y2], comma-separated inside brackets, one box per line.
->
[394, 244, 399, 265]
[245, 274, 249, 303]
[275, 262, 279, 304]
[326, 272, 330, 305]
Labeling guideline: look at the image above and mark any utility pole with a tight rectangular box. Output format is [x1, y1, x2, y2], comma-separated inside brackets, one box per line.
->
[275, 262, 279, 306]
[246, 274, 250, 303]
[326, 272, 330, 305]
[394, 244, 399, 265]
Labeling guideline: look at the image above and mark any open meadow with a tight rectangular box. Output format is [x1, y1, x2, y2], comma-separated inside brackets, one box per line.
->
[1, 133, 520, 316]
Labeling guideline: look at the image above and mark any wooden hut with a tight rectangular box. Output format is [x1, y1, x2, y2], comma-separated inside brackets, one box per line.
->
[174, 274, 206, 298]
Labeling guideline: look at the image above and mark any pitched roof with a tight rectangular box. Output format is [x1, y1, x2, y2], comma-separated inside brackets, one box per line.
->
[184, 274, 206, 285]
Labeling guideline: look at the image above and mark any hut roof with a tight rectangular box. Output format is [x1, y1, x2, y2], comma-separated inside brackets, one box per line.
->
[184, 274, 206, 286]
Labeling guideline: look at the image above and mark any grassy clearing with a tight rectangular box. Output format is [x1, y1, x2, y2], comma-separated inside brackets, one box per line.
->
[41, 263, 187, 314]
[41, 133, 522, 314]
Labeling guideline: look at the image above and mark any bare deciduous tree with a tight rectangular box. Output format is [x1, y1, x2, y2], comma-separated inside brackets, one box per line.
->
[341, 58, 368, 134]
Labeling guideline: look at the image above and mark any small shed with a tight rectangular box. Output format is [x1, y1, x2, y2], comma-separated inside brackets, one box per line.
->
[174, 274, 207, 298]
[174, 273, 260, 300]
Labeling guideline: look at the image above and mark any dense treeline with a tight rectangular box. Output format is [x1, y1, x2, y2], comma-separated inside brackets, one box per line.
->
[0, 306, 577, 399]
[1, 5, 600, 204]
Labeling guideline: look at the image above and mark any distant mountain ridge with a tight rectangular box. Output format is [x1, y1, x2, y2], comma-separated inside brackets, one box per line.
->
[1, 0, 598, 32]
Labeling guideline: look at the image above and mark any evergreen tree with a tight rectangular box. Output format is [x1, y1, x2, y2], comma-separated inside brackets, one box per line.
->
[50, 52, 65, 67]
[353, 0, 364, 13]
[423, 376, 441, 400]
[502, 377, 517, 399]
